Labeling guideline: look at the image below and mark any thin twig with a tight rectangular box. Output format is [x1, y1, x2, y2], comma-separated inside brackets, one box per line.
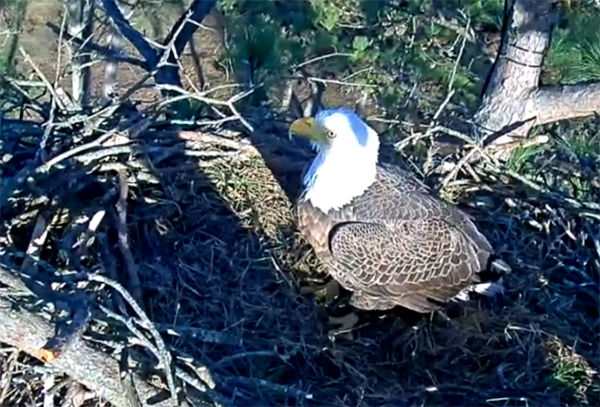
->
[115, 169, 143, 305]
[86, 274, 179, 406]
[18, 46, 68, 112]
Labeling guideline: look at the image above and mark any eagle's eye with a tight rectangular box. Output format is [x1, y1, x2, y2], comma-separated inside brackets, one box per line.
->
[325, 129, 336, 139]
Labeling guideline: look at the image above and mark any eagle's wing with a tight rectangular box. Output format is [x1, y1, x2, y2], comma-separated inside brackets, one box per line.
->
[326, 165, 493, 312]
[328, 216, 490, 313]
[352, 164, 492, 254]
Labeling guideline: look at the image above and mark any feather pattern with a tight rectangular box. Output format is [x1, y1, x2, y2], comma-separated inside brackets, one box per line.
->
[297, 162, 493, 313]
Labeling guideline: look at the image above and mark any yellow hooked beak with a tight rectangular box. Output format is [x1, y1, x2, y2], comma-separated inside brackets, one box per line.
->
[289, 117, 326, 144]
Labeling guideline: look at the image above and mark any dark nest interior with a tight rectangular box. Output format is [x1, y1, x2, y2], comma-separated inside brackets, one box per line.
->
[0, 109, 599, 407]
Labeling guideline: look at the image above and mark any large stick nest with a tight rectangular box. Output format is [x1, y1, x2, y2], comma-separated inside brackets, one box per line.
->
[1, 101, 599, 407]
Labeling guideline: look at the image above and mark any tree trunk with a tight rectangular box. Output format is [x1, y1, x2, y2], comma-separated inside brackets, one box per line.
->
[474, 0, 600, 156]
[102, 13, 123, 103]
[65, 0, 95, 110]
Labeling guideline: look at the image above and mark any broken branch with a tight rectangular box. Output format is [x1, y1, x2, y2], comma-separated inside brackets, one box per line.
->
[531, 82, 600, 126]
[0, 296, 179, 407]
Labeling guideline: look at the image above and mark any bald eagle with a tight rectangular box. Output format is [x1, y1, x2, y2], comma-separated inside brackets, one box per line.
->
[289, 108, 501, 315]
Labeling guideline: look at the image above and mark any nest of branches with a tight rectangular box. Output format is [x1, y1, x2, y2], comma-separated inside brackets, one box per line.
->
[1, 79, 599, 407]
[0, 0, 599, 401]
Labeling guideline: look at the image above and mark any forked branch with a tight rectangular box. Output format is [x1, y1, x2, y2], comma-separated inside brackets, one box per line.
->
[100, 0, 217, 90]
[474, 0, 600, 150]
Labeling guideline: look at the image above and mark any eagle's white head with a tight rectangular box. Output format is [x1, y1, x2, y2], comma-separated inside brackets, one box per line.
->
[289, 108, 380, 213]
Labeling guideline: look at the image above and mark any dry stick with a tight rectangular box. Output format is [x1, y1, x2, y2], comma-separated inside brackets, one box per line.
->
[74, 210, 107, 261]
[291, 52, 352, 70]
[86, 274, 178, 406]
[42, 371, 56, 407]
[429, 17, 468, 128]
[157, 324, 242, 347]
[0, 350, 18, 404]
[447, 17, 470, 95]
[188, 40, 206, 91]
[0, 76, 49, 119]
[0, 295, 179, 407]
[99, 305, 170, 368]
[114, 170, 142, 305]
[394, 20, 467, 155]
[35, 111, 152, 174]
[97, 233, 128, 315]
[156, 84, 255, 132]
[441, 147, 479, 187]
[118, 347, 144, 407]
[99, 305, 224, 400]
[176, 131, 258, 153]
[34, 131, 116, 173]
[438, 124, 600, 214]
[37, 10, 68, 163]
[74, 145, 245, 168]
[20, 212, 52, 277]
[17, 47, 68, 113]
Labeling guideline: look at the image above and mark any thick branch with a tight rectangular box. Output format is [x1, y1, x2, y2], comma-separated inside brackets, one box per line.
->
[100, 0, 216, 95]
[101, 0, 159, 67]
[163, 0, 217, 58]
[480, 0, 554, 98]
[0, 296, 178, 407]
[46, 22, 148, 69]
[474, 0, 556, 144]
[154, 0, 217, 91]
[531, 82, 600, 126]
[65, 0, 95, 109]
[474, 0, 600, 155]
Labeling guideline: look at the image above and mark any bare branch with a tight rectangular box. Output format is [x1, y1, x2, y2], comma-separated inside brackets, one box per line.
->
[100, 0, 159, 66]
[100, 0, 217, 92]
[0, 296, 179, 407]
[114, 170, 143, 305]
[86, 274, 178, 406]
[162, 0, 217, 59]
[531, 82, 600, 126]
[474, 0, 556, 146]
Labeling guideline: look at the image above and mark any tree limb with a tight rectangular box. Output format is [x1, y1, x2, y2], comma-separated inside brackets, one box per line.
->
[162, 0, 217, 59]
[0, 296, 178, 407]
[100, 0, 159, 67]
[531, 82, 600, 126]
[474, 0, 556, 146]
[100, 0, 216, 92]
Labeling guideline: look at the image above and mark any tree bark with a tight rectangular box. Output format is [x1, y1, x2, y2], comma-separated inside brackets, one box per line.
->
[65, 0, 95, 110]
[102, 15, 123, 103]
[0, 296, 178, 407]
[474, 0, 600, 152]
